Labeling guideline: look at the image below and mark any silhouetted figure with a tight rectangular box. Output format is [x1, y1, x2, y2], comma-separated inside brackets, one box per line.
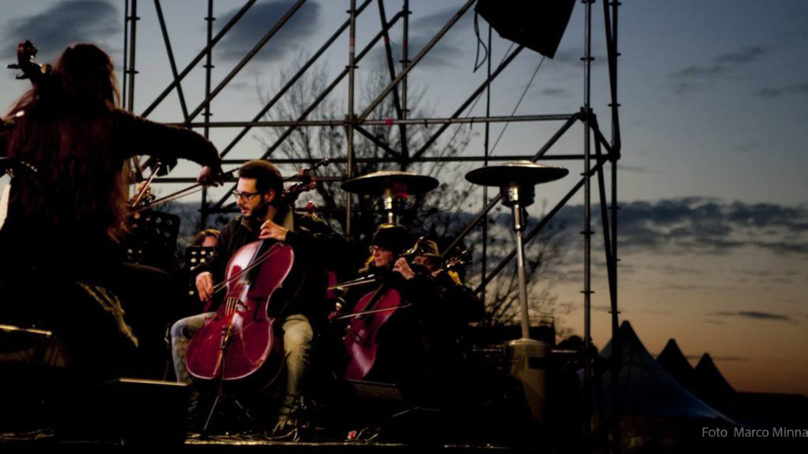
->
[0, 42, 222, 381]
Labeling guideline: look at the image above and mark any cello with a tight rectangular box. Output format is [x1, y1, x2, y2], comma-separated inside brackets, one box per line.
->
[184, 238, 293, 381]
[341, 238, 425, 381]
[183, 173, 321, 383]
[341, 238, 471, 381]
[342, 282, 404, 381]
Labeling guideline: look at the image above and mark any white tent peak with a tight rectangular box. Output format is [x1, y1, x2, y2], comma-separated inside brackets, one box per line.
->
[592, 320, 731, 420]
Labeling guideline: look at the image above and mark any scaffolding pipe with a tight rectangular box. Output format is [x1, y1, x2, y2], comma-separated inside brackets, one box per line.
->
[200, 0, 215, 228]
[583, 0, 595, 441]
[140, 0, 258, 118]
[354, 125, 402, 160]
[125, 0, 138, 112]
[177, 113, 574, 128]
[221, 153, 598, 165]
[346, 0, 357, 235]
[356, 0, 476, 124]
[217, 0, 375, 159]
[210, 7, 402, 210]
[604, 1, 622, 451]
[481, 23, 493, 306]
[185, 0, 308, 124]
[122, 0, 130, 104]
[255, 10, 403, 158]
[153, 0, 189, 121]
[376, 0, 408, 167]
[410, 46, 524, 161]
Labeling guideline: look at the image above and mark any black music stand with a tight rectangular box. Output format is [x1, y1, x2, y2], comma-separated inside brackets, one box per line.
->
[56, 378, 190, 446]
[348, 378, 404, 402]
[184, 246, 215, 273]
[123, 209, 180, 270]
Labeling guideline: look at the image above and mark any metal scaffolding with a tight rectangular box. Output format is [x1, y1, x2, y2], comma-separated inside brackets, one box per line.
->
[123, 0, 622, 445]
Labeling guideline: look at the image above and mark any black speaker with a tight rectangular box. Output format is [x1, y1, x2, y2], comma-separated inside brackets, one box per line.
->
[476, 0, 576, 59]
[56, 378, 190, 446]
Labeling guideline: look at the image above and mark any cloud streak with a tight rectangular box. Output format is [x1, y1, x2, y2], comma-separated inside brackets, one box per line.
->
[756, 82, 808, 98]
[669, 46, 766, 94]
[214, 1, 321, 63]
[368, 5, 480, 69]
[1, 0, 120, 61]
[709, 311, 798, 324]
[577, 197, 808, 255]
[684, 354, 747, 362]
[671, 47, 766, 80]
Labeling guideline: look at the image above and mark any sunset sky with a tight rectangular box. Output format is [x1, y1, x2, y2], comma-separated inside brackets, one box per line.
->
[1, 1, 807, 396]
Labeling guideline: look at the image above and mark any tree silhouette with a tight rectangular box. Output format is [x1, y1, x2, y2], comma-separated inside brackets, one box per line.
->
[254, 56, 568, 331]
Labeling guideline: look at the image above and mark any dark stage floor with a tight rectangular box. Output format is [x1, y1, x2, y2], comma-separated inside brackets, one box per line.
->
[0, 430, 538, 454]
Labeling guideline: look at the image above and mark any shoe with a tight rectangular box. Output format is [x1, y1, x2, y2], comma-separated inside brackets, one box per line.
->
[269, 417, 299, 441]
[269, 395, 302, 441]
[186, 389, 204, 434]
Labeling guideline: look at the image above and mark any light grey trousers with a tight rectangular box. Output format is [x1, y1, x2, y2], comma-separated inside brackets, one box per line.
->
[170, 312, 313, 406]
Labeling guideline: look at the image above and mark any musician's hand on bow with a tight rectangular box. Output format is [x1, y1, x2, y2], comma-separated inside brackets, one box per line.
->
[393, 257, 415, 280]
[196, 271, 215, 302]
[259, 219, 288, 241]
[327, 300, 344, 322]
[197, 164, 224, 187]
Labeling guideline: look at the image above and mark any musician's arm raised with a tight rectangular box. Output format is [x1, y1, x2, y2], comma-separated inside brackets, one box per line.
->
[114, 110, 223, 181]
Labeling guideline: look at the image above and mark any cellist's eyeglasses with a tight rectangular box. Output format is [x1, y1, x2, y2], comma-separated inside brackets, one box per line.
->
[231, 190, 260, 201]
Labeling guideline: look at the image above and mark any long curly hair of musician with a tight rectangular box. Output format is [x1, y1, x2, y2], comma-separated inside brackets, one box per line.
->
[5, 43, 128, 243]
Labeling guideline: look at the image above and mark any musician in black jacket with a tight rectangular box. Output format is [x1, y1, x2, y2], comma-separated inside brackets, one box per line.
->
[361, 235, 483, 406]
[171, 159, 344, 436]
[0, 43, 222, 381]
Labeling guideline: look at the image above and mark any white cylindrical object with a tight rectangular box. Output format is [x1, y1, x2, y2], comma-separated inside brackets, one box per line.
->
[507, 338, 548, 423]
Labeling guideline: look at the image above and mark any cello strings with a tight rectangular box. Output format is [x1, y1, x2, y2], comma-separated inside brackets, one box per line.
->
[211, 243, 284, 294]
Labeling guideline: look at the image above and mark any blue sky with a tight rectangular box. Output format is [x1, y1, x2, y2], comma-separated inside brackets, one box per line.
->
[2, 0, 807, 395]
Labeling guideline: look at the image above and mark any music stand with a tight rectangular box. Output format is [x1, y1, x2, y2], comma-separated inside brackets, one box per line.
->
[184, 246, 215, 273]
[342, 170, 438, 225]
[348, 379, 404, 402]
[466, 161, 567, 422]
[124, 209, 181, 269]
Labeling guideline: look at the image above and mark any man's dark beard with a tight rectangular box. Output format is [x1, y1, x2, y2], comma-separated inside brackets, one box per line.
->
[246, 202, 269, 220]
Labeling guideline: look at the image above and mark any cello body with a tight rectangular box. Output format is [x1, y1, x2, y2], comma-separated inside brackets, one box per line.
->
[185, 240, 293, 381]
[342, 286, 402, 380]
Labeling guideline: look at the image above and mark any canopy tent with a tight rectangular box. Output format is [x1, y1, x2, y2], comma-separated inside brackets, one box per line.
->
[591, 321, 730, 421]
[693, 353, 735, 396]
[656, 339, 695, 391]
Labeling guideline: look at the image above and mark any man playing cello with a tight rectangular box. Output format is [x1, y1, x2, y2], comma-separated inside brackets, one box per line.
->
[171, 159, 342, 436]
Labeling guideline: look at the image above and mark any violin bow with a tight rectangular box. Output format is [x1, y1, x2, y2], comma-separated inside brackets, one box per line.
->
[333, 303, 413, 321]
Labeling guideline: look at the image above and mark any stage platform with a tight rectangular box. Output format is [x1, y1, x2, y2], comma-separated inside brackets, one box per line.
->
[0, 431, 539, 454]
